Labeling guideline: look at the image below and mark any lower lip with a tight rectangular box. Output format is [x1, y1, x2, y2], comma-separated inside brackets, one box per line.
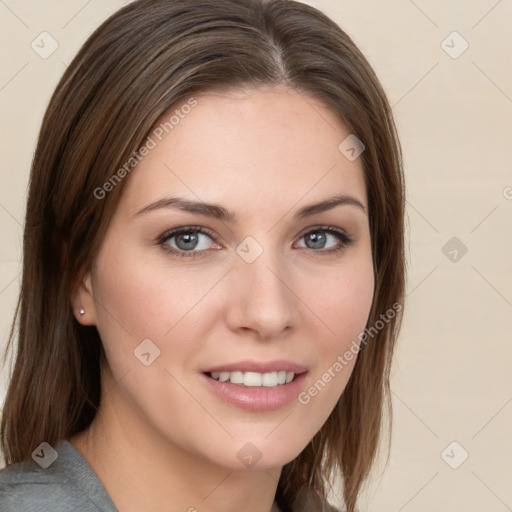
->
[200, 372, 308, 412]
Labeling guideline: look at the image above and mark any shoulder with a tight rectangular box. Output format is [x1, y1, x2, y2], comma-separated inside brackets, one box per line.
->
[290, 485, 340, 512]
[0, 462, 103, 512]
[0, 464, 97, 511]
[0, 441, 116, 511]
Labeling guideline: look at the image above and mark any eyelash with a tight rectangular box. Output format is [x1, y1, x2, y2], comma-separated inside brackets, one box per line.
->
[156, 225, 354, 259]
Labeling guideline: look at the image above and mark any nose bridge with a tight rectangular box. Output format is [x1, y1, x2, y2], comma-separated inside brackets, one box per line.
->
[227, 236, 298, 337]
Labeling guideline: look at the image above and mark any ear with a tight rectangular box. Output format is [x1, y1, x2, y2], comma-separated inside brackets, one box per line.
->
[71, 269, 97, 326]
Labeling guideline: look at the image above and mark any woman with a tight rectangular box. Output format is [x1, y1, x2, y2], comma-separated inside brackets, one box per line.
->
[0, 0, 405, 510]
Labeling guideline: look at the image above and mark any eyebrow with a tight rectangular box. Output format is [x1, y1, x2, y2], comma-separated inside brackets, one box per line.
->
[134, 194, 367, 222]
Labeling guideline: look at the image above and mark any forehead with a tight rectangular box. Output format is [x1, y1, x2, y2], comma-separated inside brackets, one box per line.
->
[118, 85, 367, 217]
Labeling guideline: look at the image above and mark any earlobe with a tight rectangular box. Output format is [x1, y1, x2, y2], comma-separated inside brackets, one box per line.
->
[71, 271, 97, 326]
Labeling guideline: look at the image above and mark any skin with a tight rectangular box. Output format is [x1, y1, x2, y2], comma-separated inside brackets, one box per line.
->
[70, 84, 374, 512]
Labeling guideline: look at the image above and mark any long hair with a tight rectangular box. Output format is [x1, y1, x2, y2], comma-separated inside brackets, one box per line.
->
[1, 1, 405, 510]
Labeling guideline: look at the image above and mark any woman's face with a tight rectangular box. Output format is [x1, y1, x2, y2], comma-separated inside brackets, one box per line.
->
[76, 85, 374, 470]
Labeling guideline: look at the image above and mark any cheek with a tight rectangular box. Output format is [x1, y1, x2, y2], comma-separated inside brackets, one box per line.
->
[91, 247, 217, 341]
[313, 252, 375, 354]
[89, 242, 233, 391]
[295, 250, 374, 425]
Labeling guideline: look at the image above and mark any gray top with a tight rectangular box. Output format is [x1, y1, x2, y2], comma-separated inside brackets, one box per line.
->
[0, 440, 338, 511]
[0, 440, 117, 511]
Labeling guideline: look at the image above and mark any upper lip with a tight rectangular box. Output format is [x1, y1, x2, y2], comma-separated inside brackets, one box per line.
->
[202, 359, 308, 374]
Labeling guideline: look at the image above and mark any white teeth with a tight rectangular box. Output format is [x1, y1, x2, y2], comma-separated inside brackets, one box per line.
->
[244, 371, 262, 386]
[262, 372, 278, 387]
[208, 370, 296, 387]
[230, 371, 244, 384]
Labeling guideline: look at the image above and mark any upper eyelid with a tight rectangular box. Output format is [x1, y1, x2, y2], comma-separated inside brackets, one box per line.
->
[158, 225, 217, 241]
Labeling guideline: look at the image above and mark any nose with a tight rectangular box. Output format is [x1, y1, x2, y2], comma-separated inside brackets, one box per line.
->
[225, 248, 300, 340]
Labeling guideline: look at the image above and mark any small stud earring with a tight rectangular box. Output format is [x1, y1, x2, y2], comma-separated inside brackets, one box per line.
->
[79, 308, 85, 316]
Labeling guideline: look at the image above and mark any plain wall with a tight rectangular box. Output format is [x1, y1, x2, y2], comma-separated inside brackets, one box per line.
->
[1, 1, 511, 510]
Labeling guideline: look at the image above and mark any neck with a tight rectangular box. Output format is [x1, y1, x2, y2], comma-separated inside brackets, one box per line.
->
[69, 365, 284, 512]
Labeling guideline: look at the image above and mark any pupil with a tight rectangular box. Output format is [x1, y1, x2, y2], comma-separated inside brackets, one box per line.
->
[307, 232, 325, 249]
[177, 233, 198, 250]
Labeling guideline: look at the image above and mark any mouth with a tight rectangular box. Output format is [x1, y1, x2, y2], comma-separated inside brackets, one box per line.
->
[200, 361, 309, 411]
[204, 370, 300, 388]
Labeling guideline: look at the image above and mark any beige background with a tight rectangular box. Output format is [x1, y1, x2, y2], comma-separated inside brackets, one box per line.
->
[1, 1, 511, 510]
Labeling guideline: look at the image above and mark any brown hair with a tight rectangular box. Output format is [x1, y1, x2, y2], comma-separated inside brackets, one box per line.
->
[0, 1, 405, 510]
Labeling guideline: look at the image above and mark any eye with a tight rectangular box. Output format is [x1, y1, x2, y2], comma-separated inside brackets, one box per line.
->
[158, 226, 219, 258]
[295, 226, 353, 254]
[157, 225, 354, 259]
